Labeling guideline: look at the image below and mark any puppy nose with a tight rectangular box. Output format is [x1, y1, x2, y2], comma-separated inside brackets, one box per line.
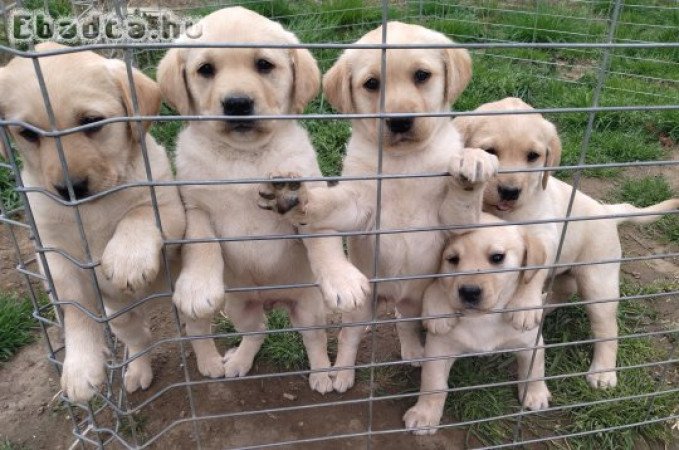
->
[222, 96, 254, 116]
[458, 284, 482, 306]
[386, 117, 413, 134]
[498, 185, 521, 201]
[54, 177, 89, 201]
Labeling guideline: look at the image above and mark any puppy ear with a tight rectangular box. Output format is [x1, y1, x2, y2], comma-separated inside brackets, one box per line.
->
[291, 48, 320, 114]
[107, 60, 161, 140]
[323, 54, 352, 113]
[157, 48, 192, 115]
[542, 120, 562, 189]
[521, 231, 547, 284]
[443, 46, 472, 105]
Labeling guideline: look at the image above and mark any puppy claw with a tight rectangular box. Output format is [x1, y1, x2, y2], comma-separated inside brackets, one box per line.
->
[424, 317, 456, 335]
[101, 230, 162, 295]
[520, 383, 551, 411]
[309, 372, 334, 394]
[61, 352, 107, 403]
[197, 355, 226, 378]
[173, 271, 225, 319]
[317, 263, 370, 312]
[586, 369, 617, 389]
[332, 369, 356, 393]
[449, 148, 499, 188]
[403, 404, 442, 435]
[124, 357, 153, 394]
[507, 309, 542, 332]
[223, 347, 254, 378]
[258, 172, 308, 219]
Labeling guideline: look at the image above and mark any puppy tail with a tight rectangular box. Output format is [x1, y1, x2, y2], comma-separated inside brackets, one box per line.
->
[604, 198, 679, 225]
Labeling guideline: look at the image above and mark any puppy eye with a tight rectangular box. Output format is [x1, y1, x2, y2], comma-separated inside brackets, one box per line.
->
[446, 254, 460, 265]
[79, 116, 105, 134]
[256, 58, 275, 74]
[197, 63, 215, 78]
[363, 77, 380, 91]
[484, 148, 497, 156]
[527, 151, 540, 162]
[414, 69, 431, 84]
[489, 253, 505, 264]
[18, 127, 40, 143]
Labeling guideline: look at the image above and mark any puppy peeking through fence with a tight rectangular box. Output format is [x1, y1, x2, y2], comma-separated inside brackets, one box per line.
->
[0, 42, 186, 402]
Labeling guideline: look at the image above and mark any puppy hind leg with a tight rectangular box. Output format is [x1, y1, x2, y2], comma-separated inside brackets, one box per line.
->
[289, 292, 333, 394]
[109, 308, 154, 394]
[395, 298, 425, 367]
[223, 299, 266, 378]
[332, 302, 372, 393]
[578, 265, 619, 389]
[515, 334, 551, 411]
[184, 316, 225, 378]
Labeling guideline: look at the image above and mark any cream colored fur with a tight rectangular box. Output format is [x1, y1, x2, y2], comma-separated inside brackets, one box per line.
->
[453, 97, 679, 388]
[0, 43, 186, 402]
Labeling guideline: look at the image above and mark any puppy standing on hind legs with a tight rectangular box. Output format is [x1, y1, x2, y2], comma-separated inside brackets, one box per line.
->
[157, 7, 357, 393]
[453, 97, 679, 389]
[260, 22, 498, 393]
[404, 214, 552, 434]
[0, 43, 186, 402]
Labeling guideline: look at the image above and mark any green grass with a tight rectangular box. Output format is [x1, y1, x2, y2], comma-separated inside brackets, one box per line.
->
[214, 309, 307, 371]
[0, 165, 21, 212]
[436, 278, 678, 448]
[0, 293, 38, 362]
[0, 439, 23, 450]
[615, 175, 679, 243]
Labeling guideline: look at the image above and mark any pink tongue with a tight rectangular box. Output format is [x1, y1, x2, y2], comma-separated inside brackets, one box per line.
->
[496, 201, 515, 211]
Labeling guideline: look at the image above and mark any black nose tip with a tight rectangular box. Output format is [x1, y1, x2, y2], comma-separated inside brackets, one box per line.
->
[458, 284, 482, 306]
[498, 185, 521, 201]
[222, 96, 254, 116]
[386, 117, 414, 134]
[54, 177, 89, 201]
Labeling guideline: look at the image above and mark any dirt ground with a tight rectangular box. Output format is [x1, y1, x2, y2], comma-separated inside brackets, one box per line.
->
[0, 152, 677, 449]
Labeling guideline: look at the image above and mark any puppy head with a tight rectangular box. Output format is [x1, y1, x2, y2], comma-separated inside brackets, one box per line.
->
[438, 214, 547, 313]
[157, 7, 320, 147]
[0, 42, 161, 200]
[323, 21, 471, 150]
[453, 97, 562, 213]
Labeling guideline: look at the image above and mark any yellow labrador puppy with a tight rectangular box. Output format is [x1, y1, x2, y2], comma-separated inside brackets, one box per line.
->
[259, 22, 498, 392]
[0, 43, 186, 402]
[157, 7, 338, 393]
[404, 213, 551, 434]
[453, 97, 679, 388]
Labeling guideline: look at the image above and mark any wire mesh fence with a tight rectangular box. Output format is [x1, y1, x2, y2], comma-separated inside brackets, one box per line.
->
[0, 0, 677, 449]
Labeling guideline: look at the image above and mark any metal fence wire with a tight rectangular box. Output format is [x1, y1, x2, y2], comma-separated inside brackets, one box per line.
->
[0, 0, 677, 448]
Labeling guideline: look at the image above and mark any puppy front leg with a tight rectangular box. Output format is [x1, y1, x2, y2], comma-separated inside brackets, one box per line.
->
[52, 263, 108, 402]
[303, 236, 370, 312]
[422, 281, 459, 335]
[258, 176, 373, 232]
[101, 205, 164, 294]
[403, 333, 456, 435]
[505, 229, 551, 331]
[440, 148, 498, 233]
[173, 207, 225, 319]
[515, 334, 551, 411]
